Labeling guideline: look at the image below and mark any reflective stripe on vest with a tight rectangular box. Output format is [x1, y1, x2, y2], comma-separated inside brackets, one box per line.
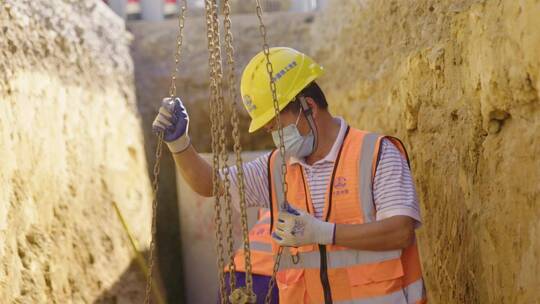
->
[249, 240, 273, 252]
[279, 247, 401, 269]
[271, 151, 286, 212]
[403, 278, 427, 304]
[268, 128, 426, 303]
[258, 217, 271, 225]
[359, 132, 378, 223]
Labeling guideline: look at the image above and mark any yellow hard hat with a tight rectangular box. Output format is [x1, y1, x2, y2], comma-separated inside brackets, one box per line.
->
[240, 47, 324, 133]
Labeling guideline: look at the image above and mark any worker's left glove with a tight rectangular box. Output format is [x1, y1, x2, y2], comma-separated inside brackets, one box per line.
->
[272, 204, 335, 247]
[152, 97, 190, 153]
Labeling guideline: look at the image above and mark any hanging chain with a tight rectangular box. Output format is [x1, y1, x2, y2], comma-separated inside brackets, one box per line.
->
[208, 0, 242, 300]
[254, 0, 288, 200]
[213, 0, 238, 297]
[204, 0, 228, 302]
[168, 1, 187, 97]
[206, 1, 256, 302]
[222, 0, 256, 303]
[253, 1, 289, 303]
[144, 2, 187, 304]
[144, 132, 164, 304]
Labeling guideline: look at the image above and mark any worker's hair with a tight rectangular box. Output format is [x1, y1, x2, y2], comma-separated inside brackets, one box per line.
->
[283, 81, 328, 113]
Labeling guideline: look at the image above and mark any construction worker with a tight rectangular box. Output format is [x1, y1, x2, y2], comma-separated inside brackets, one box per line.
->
[221, 209, 278, 303]
[153, 47, 426, 303]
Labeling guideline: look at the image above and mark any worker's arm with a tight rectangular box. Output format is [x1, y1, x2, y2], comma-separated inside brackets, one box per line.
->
[152, 97, 214, 197]
[272, 205, 414, 251]
[334, 216, 415, 251]
[171, 145, 214, 197]
[152, 97, 274, 203]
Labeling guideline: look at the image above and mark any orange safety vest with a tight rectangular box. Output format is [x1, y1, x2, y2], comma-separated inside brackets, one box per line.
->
[233, 209, 275, 276]
[268, 127, 427, 304]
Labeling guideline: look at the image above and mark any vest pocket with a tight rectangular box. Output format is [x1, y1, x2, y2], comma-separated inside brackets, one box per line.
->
[346, 257, 404, 285]
[276, 269, 305, 303]
[346, 258, 406, 302]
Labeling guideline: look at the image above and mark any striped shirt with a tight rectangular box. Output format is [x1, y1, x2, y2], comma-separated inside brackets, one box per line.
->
[225, 118, 421, 225]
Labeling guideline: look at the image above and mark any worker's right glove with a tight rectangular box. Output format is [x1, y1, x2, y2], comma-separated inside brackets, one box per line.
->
[272, 204, 335, 247]
[152, 97, 191, 153]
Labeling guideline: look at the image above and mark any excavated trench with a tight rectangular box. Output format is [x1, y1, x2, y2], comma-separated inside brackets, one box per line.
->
[1, 0, 538, 303]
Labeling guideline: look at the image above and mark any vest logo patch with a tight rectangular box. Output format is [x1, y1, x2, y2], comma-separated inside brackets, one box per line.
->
[335, 176, 347, 189]
[334, 176, 349, 196]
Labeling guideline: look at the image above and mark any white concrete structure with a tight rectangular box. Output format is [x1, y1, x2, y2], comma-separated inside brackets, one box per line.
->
[291, 0, 327, 12]
[105, 0, 324, 20]
[177, 152, 264, 303]
[140, 0, 164, 21]
[107, 0, 128, 19]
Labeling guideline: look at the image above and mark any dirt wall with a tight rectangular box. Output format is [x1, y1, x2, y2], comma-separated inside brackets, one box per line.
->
[0, 1, 152, 302]
[311, 1, 540, 303]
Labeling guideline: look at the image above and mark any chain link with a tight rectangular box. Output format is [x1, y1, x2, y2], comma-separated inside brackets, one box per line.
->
[144, 1, 187, 303]
[215, 0, 238, 296]
[204, 1, 228, 302]
[209, 0, 240, 299]
[253, 1, 289, 303]
[205, 1, 257, 302]
[168, 1, 187, 97]
[144, 131, 164, 304]
[223, 0, 256, 302]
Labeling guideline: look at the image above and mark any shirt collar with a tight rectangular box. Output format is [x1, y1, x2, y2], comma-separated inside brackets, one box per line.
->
[289, 117, 347, 166]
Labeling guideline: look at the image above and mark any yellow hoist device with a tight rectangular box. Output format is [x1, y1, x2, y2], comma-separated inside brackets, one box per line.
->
[144, 1, 289, 303]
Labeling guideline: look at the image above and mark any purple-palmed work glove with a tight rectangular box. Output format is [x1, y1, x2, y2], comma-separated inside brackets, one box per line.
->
[272, 203, 335, 247]
[152, 97, 190, 153]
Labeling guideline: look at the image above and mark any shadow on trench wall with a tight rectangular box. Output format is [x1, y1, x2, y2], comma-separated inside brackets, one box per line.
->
[93, 251, 168, 304]
[136, 119, 185, 303]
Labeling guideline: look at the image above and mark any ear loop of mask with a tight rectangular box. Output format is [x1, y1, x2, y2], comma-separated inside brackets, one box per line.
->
[298, 96, 318, 153]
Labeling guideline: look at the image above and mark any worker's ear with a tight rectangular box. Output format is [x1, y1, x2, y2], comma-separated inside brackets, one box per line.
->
[304, 97, 319, 118]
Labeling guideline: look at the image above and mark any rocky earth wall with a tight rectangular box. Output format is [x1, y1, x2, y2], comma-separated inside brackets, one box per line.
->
[0, 1, 152, 302]
[312, 1, 539, 303]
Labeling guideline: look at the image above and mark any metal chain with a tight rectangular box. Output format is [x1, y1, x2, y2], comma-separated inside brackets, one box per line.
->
[222, 0, 256, 302]
[204, 1, 228, 302]
[253, 1, 289, 303]
[254, 1, 288, 199]
[208, 0, 240, 299]
[144, 132, 164, 304]
[168, 1, 187, 97]
[144, 1, 187, 303]
[207, 1, 257, 302]
[210, 0, 241, 297]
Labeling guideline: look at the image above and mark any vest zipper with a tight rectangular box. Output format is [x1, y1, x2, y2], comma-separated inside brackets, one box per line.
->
[300, 167, 334, 303]
[271, 126, 351, 303]
[267, 150, 276, 232]
[304, 126, 350, 304]
[319, 244, 333, 304]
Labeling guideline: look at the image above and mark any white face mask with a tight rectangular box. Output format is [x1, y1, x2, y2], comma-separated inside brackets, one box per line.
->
[271, 111, 314, 159]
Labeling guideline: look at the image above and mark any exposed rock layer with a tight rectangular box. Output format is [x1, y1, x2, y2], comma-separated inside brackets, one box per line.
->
[0, 1, 152, 302]
[312, 1, 539, 303]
